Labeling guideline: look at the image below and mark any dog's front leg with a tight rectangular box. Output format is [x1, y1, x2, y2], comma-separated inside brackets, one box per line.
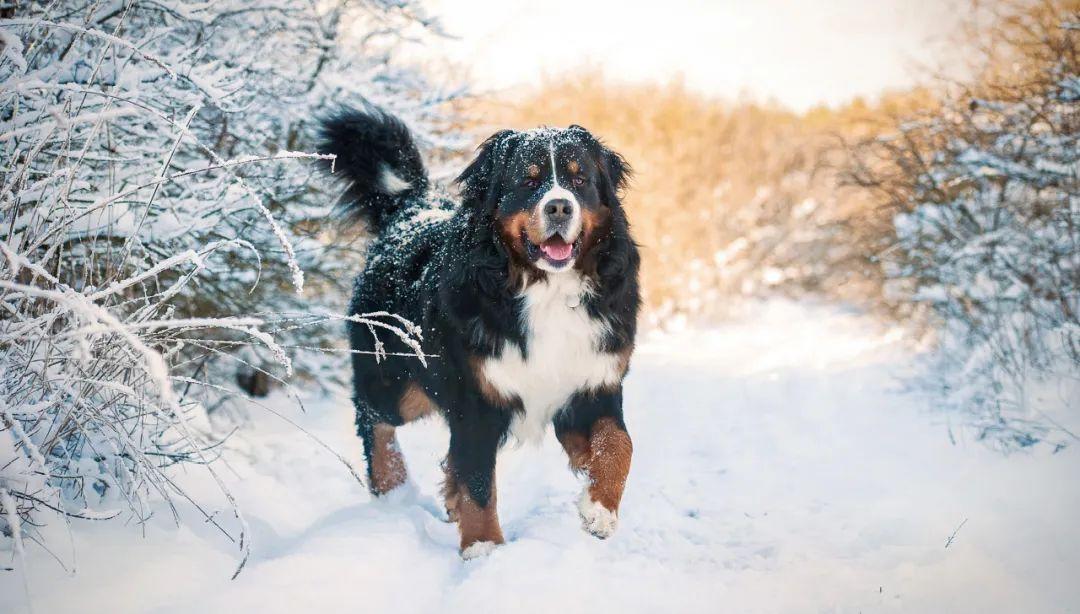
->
[556, 389, 633, 539]
[442, 400, 510, 558]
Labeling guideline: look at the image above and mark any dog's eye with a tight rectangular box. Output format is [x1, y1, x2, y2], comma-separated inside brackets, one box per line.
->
[523, 178, 539, 189]
[571, 176, 585, 187]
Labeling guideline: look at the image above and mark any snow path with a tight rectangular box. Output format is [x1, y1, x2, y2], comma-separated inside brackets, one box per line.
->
[4, 301, 1079, 613]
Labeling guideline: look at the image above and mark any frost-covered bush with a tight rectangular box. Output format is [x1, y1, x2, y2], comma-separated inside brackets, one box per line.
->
[848, 3, 1079, 449]
[0, 0, 453, 572]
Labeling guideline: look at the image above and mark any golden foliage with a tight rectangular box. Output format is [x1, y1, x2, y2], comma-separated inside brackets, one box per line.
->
[468, 76, 894, 319]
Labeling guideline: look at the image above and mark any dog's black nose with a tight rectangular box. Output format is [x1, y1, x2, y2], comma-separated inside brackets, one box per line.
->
[543, 199, 574, 221]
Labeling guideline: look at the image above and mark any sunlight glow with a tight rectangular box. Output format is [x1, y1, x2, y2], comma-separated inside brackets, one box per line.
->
[416, 0, 963, 110]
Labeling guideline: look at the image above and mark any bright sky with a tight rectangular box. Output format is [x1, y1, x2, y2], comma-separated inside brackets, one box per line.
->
[415, 0, 963, 111]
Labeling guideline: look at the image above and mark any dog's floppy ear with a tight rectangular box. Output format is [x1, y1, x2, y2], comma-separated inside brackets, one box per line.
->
[570, 125, 630, 206]
[601, 147, 631, 204]
[455, 130, 517, 206]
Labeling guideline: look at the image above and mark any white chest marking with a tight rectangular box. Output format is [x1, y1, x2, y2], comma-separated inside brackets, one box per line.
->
[481, 273, 623, 444]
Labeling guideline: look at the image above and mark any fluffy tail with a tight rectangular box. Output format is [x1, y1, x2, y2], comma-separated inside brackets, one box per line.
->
[318, 103, 429, 233]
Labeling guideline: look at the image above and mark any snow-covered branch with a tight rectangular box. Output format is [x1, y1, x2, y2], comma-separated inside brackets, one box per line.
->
[0, 0, 462, 575]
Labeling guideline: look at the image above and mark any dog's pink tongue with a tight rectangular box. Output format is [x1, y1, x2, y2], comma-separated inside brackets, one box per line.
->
[541, 240, 573, 261]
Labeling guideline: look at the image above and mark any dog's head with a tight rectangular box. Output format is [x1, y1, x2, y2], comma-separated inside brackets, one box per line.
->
[455, 126, 630, 275]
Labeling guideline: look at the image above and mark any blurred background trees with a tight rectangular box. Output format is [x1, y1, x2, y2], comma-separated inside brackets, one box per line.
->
[848, 0, 1078, 448]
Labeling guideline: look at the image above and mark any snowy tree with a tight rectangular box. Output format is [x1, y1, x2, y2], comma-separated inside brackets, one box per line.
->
[0, 0, 456, 572]
[847, 2, 1079, 449]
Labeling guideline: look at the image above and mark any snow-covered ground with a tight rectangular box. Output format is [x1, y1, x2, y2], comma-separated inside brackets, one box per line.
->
[3, 301, 1079, 613]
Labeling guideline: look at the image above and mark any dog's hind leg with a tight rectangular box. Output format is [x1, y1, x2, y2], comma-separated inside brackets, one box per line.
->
[355, 382, 439, 496]
[355, 399, 408, 496]
[354, 397, 408, 494]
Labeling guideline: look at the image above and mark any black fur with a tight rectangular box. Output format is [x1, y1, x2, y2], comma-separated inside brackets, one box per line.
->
[320, 105, 640, 519]
[318, 103, 429, 233]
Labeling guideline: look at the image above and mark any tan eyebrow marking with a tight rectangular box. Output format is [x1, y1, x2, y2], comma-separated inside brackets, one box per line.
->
[567, 160, 580, 174]
[527, 164, 540, 178]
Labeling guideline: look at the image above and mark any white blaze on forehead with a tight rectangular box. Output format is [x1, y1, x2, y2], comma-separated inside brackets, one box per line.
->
[534, 138, 581, 241]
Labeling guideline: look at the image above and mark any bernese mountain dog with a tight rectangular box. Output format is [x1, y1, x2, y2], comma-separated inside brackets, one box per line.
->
[319, 103, 640, 558]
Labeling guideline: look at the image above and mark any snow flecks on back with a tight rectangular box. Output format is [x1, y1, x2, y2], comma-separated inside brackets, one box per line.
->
[356, 195, 461, 324]
[366, 199, 456, 266]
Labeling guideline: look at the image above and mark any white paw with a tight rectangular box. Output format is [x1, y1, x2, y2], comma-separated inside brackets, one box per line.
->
[577, 491, 618, 539]
[461, 540, 499, 560]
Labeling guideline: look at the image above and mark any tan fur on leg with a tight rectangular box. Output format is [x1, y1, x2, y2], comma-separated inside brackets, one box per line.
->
[558, 431, 590, 472]
[559, 418, 633, 511]
[369, 423, 407, 495]
[398, 382, 437, 422]
[560, 417, 632, 537]
[586, 417, 632, 511]
[456, 488, 505, 556]
[440, 459, 459, 523]
[442, 464, 504, 555]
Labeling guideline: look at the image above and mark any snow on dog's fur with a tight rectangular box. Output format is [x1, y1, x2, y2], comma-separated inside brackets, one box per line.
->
[319, 105, 640, 556]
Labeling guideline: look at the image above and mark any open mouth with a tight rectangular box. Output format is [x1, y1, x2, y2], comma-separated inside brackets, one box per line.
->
[523, 232, 582, 267]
